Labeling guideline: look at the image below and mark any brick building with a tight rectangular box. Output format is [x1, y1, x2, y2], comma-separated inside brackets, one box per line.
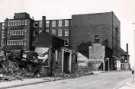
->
[71, 12, 122, 57]
[0, 12, 129, 70]
[34, 16, 72, 48]
[2, 13, 36, 51]
[0, 22, 5, 48]
[71, 12, 129, 70]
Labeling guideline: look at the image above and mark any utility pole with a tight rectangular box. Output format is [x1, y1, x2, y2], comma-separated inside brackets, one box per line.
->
[132, 23, 135, 70]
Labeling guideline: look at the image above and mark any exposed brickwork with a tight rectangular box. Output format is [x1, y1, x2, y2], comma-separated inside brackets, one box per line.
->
[71, 12, 120, 57]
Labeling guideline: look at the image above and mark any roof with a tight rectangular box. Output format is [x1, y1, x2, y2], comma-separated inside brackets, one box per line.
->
[33, 32, 64, 48]
[118, 48, 128, 56]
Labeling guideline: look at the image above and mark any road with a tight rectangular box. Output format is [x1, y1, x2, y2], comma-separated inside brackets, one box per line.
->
[7, 71, 131, 89]
[118, 81, 135, 89]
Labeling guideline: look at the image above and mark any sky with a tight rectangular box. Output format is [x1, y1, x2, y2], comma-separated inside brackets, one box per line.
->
[0, 0, 135, 68]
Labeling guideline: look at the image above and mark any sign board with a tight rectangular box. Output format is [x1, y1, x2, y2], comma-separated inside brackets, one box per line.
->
[89, 43, 105, 62]
[35, 47, 49, 61]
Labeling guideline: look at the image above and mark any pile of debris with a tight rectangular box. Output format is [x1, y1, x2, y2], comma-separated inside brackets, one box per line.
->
[0, 50, 94, 82]
[0, 50, 49, 81]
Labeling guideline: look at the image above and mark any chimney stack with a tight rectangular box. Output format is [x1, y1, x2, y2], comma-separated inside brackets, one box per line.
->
[42, 16, 46, 32]
[126, 43, 128, 53]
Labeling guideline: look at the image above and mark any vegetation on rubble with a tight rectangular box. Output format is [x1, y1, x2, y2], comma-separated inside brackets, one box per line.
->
[0, 50, 47, 80]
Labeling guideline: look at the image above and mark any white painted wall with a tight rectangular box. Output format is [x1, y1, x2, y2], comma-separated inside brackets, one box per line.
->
[89, 43, 105, 62]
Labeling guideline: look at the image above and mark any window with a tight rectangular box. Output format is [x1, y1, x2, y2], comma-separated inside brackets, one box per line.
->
[52, 20, 56, 27]
[7, 40, 9, 45]
[18, 20, 20, 26]
[94, 35, 100, 43]
[52, 29, 56, 35]
[22, 31, 24, 35]
[16, 20, 19, 26]
[12, 31, 14, 35]
[13, 40, 14, 45]
[8, 40, 11, 45]
[18, 20, 21, 26]
[39, 21, 42, 28]
[15, 40, 17, 45]
[8, 30, 10, 35]
[46, 21, 50, 27]
[2, 23, 5, 29]
[15, 30, 17, 35]
[24, 41, 26, 46]
[64, 29, 69, 36]
[19, 41, 23, 45]
[14, 20, 16, 26]
[22, 20, 25, 25]
[65, 20, 69, 26]
[1, 30, 5, 39]
[46, 29, 49, 33]
[9, 30, 12, 35]
[58, 20, 62, 27]
[64, 39, 69, 46]
[18, 30, 20, 35]
[19, 30, 21, 35]
[10, 30, 25, 36]
[8, 22, 10, 26]
[11, 21, 13, 26]
[10, 41, 12, 45]
[25, 20, 29, 25]
[58, 29, 62, 36]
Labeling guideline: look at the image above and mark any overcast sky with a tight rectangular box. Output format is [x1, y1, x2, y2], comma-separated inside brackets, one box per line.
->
[0, 0, 135, 68]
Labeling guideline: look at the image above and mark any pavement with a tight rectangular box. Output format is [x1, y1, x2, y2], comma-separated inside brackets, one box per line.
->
[0, 71, 103, 89]
[0, 77, 63, 89]
[0, 71, 131, 89]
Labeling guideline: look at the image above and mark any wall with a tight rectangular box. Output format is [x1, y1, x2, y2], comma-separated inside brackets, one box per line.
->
[71, 12, 120, 52]
[112, 12, 121, 56]
[89, 43, 105, 62]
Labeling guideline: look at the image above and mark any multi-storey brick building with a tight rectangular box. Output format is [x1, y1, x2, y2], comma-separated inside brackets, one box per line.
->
[0, 12, 129, 71]
[45, 19, 72, 47]
[2, 13, 37, 51]
[71, 12, 121, 57]
[71, 12, 129, 70]
[0, 12, 128, 60]
[0, 22, 5, 48]
[34, 17, 72, 48]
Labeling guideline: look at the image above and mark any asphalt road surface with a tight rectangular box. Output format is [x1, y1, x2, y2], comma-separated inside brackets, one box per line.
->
[8, 71, 131, 89]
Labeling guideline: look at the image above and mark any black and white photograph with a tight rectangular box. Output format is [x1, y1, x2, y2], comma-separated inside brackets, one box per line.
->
[0, 0, 134, 89]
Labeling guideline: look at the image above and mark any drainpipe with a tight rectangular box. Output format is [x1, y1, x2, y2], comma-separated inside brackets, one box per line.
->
[126, 43, 130, 70]
[126, 43, 128, 54]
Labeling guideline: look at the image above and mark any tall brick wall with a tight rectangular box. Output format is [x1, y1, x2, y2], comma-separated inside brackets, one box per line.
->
[71, 12, 120, 54]
[112, 13, 121, 56]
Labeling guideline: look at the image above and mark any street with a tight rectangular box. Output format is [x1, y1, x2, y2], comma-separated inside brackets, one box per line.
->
[5, 71, 131, 89]
[118, 81, 135, 89]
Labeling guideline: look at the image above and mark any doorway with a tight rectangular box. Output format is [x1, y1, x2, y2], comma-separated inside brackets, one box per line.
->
[63, 52, 70, 73]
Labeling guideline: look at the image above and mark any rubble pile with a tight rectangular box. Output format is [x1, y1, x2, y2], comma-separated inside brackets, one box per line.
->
[0, 51, 48, 81]
[0, 50, 94, 82]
